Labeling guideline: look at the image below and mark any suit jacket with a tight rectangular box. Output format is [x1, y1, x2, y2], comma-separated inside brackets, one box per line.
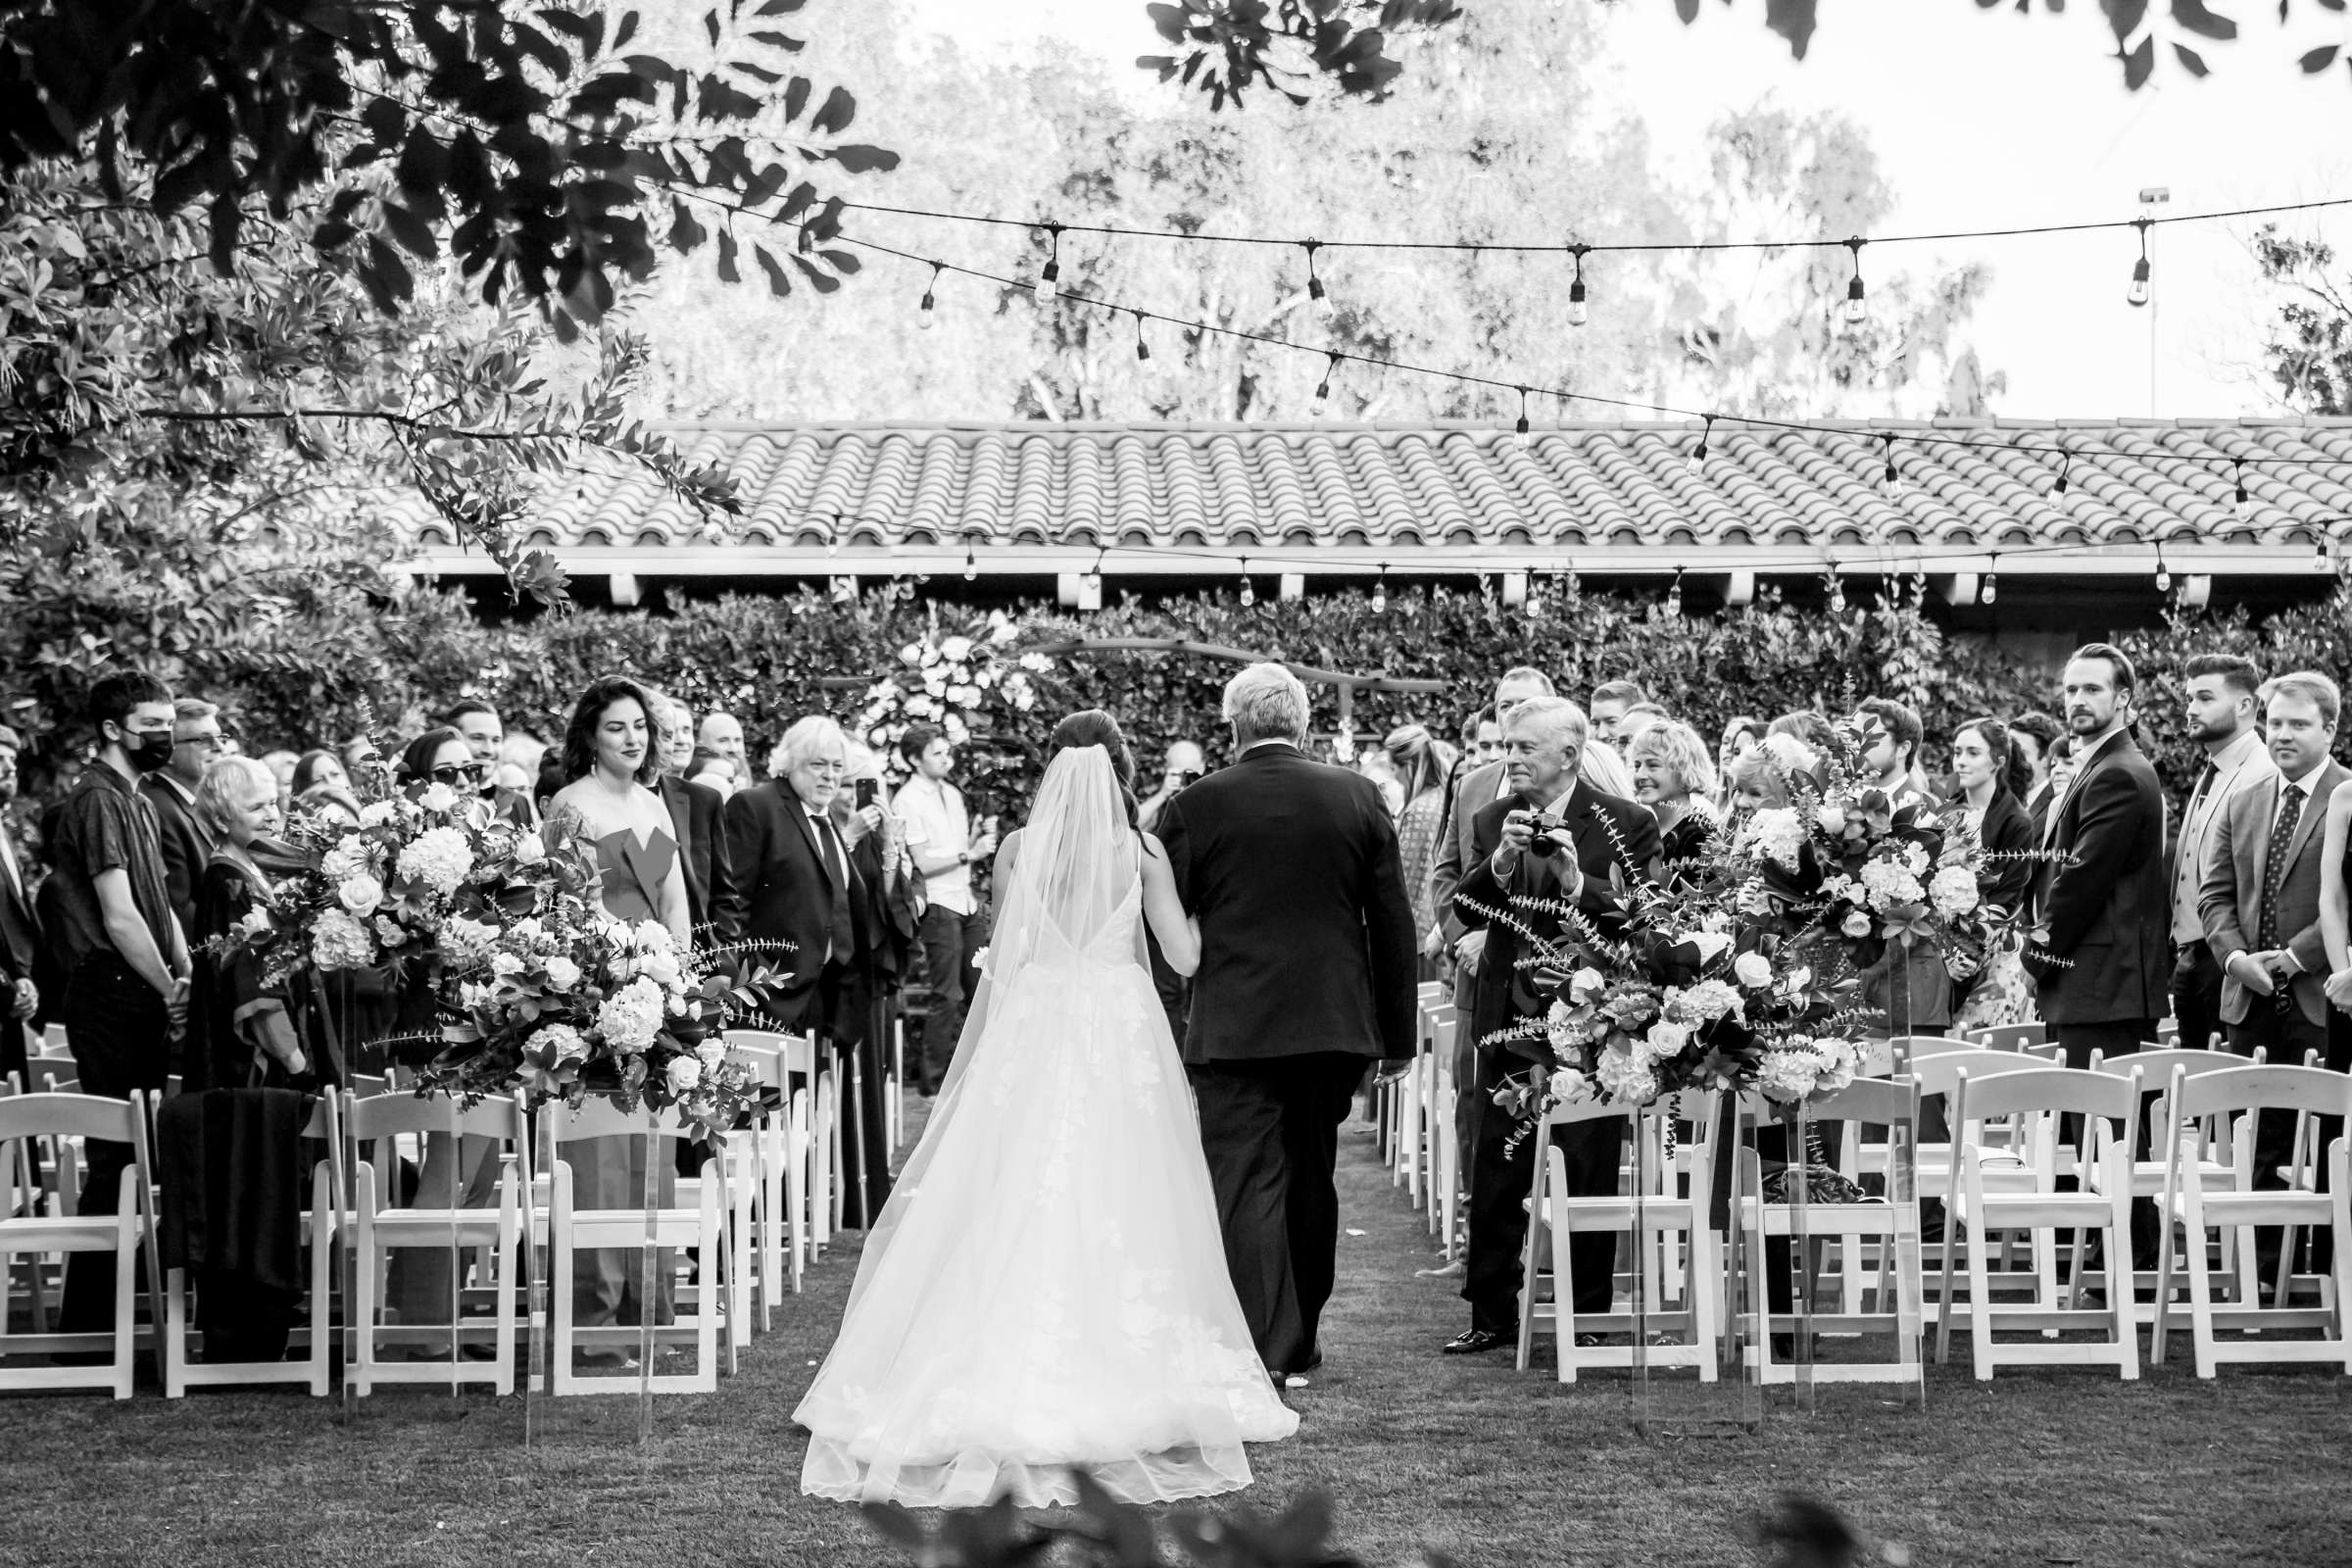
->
[2198, 760, 2350, 1029]
[1429, 758, 1511, 1011]
[140, 773, 212, 940]
[2023, 729, 2169, 1025]
[1158, 745, 1418, 1064]
[712, 781, 872, 1030]
[1450, 780, 1661, 1066]
[0, 837, 38, 991]
[656, 773, 731, 938]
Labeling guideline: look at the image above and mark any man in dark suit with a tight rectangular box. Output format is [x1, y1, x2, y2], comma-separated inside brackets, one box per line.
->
[139, 697, 220, 940]
[2168, 656, 2271, 1052]
[2023, 645, 2170, 1065]
[2199, 670, 2350, 1267]
[1423, 666, 1556, 1205]
[649, 693, 731, 939]
[711, 714, 890, 1225]
[0, 724, 41, 1091]
[1444, 696, 1659, 1355]
[1158, 663, 1417, 1384]
[442, 699, 537, 829]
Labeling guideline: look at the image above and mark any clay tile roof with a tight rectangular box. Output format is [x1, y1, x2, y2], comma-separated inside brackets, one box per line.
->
[384, 417, 2352, 575]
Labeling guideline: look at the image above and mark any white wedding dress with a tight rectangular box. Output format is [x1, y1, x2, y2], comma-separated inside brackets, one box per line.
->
[795, 745, 1298, 1508]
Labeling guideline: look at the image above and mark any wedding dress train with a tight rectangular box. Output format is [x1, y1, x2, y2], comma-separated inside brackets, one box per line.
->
[794, 747, 1297, 1507]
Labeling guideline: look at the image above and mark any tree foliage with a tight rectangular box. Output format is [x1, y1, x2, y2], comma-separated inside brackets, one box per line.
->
[2253, 223, 2350, 415]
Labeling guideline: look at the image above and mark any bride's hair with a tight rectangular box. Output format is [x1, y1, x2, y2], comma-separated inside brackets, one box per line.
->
[1048, 709, 1140, 829]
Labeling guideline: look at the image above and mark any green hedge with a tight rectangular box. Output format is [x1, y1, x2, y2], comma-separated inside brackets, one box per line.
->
[63, 580, 2352, 814]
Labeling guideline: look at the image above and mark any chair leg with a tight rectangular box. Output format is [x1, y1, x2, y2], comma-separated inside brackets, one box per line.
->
[1516, 1197, 1543, 1374]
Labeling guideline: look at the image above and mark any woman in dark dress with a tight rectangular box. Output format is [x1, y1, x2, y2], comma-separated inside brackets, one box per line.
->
[186, 757, 323, 1092]
[1628, 719, 1720, 888]
[1946, 715, 2038, 1032]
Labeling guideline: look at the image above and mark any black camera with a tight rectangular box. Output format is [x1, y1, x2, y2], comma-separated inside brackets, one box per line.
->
[1526, 812, 1571, 859]
[1171, 767, 1202, 792]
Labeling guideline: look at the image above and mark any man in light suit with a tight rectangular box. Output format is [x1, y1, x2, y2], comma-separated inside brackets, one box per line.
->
[2199, 669, 2350, 1265]
[2168, 655, 2271, 1052]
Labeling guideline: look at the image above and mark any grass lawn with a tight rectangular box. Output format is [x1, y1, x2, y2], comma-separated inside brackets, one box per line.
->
[2, 1108, 2346, 1568]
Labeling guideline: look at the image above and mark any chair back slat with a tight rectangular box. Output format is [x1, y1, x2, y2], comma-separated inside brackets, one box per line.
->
[543, 1098, 686, 1143]
[2174, 1063, 2352, 1122]
[0, 1090, 147, 1145]
[1964, 1022, 2050, 1053]
[1952, 1064, 2143, 1124]
[1908, 1050, 2054, 1100]
[344, 1090, 523, 1144]
[1788, 1075, 1919, 1130]
[2088, 1046, 2244, 1081]
[727, 1028, 817, 1074]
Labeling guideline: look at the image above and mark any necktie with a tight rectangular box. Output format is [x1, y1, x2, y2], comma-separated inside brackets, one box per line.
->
[2258, 782, 2303, 1012]
[2186, 760, 2220, 818]
[817, 814, 855, 961]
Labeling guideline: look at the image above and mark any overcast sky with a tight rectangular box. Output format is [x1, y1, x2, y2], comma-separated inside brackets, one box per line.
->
[897, 0, 2351, 420]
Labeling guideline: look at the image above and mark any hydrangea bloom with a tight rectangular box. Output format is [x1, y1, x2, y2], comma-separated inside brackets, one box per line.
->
[528, 1022, 590, 1065]
[312, 907, 375, 970]
[1745, 808, 1805, 868]
[397, 826, 474, 896]
[595, 975, 667, 1053]
[1929, 864, 1981, 917]
[320, 836, 369, 881]
[1594, 1048, 1661, 1106]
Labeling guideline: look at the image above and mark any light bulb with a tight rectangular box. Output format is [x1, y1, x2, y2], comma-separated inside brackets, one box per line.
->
[1665, 568, 1684, 616]
[2234, 465, 2251, 517]
[1512, 391, 1531, 450]
[1240, 578, 1254, 608]
[2156, 565, 2172, 593]
[961, 546, 977, 582]
[1033, 258, 1059, 303]
[1135, 318, 1152, 363]
[2128, 257, 2151, 309]
[1568, 280, 1589, 327]
[1370, 564, 1388, 614]
[918, 290, 937, 329]
[1843, 276, 1868, 325]
[1981, 570, 1997, 606]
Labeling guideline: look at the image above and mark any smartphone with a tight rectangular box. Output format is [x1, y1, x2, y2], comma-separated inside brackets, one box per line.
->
[855, 778, 878, 809]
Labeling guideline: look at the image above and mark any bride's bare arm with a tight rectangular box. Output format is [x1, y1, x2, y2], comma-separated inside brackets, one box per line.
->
[995, 828, 1022, 894]
[1139, 832, 1200, 976]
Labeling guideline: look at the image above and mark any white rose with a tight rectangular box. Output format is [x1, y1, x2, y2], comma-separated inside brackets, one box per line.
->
[236, 906, 274, 939]
[633, 920, 674, 954]
[1816, 802, 1848, 836]
[337, 872, 383, 915]
[1675, 929, 1732, 966]
[513, 833, 547, 865]
[695, 1038, 726, 1066]
[1018, 651, 1052, 673]
[900, 642, 923, 666]
[416, 781, 458, 813]
[372, 915, 407, 948]
[491, 952, 525, 976]
[940, 635, 974, 662]
[543, 956, 581, 990]
[640, 949, 682, 987]
[1841, 909, 1874, 938]
[1642, 1019, 1693, 1062]
[1733, 951, 1774, 989]
[1569, 966, 1606, 1002]
[665, 1054, 704, 1096]
[1546, 1066, 1593, 1104]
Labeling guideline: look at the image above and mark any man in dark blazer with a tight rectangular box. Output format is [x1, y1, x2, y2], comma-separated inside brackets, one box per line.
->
[2023, 645, 2171, 1065]
[711, 714, 890, 1225]
[1158, 663, 1418, 1384]
[2198, 670, 2350, 1262]
[1445, 696, 1659, 1355]
[140, 697, 220, 940]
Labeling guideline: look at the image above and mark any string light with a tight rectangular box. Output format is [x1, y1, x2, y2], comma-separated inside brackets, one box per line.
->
[1568, 243, 1591, 327]
[1302, 239, 1335, 323]
[2155, 543, 2171, 594]
[1033, 222, 1063, 303]
[1238, 555, 1254, 607]
[917, 261, 943, 329]
[961, 536, 977, 581]
[1666, 565, 1685, 616]
[1133, 310, 1152, 363]
[1690, 415, 1713, 473]
[2233, 458, 2250, 517]
[1982, 553, 1998, 606]
[1370, 563, 1389, 614]
[1826, 565, 1845, 613]
[2052, 454, 2070, 498]
[2128, 218, 2152, 309]
[1882, 432, 1903, 496]
[1524, 565, 1544, 618]
[1842, 237, 1868, 327]
[1313, 352, 1340, 416]
[1512, 387, 1532, 449]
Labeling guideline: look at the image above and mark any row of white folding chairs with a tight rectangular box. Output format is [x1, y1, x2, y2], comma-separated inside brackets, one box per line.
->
[1389, 984, 1462, 1260]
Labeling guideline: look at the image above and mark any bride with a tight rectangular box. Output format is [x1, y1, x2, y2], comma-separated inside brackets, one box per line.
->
[795, 710, 1298, 1507]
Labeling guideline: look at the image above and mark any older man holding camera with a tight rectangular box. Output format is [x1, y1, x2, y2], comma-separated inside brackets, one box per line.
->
[1443, 695, 1658, 1356]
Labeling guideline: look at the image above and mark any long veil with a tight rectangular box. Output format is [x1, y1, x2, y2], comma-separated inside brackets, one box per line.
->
[845, 743, 1138, 1306]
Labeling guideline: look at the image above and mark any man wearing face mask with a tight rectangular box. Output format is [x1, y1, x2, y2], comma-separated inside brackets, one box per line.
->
[50, 670, 192, 1334]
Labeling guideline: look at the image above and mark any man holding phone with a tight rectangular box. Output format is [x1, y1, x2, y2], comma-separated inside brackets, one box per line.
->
[893, 724, 997, 1095]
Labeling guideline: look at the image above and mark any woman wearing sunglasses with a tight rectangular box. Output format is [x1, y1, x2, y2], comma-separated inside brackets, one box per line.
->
[393, 728, 488, 797]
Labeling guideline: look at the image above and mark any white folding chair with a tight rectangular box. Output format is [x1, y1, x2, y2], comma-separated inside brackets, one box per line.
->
[540, 1099, 722, 1395]
[2153, 1065, 2352, 1376]
[0, 1091, 157, 1398]
[162, 1091, 344, 1396]
[2077, 1046, 2252, 1318]
[1742, 1080, 1926, 1387]
[1518, 1096, 1720, 1384]
[1938, 1065, 2143, 1380]
[344, 1091, 524, 1395]
[725, 1031, 808, 1320]
[672, 1112, 755, 1374]
[886, 1010, 907, 1157]
[1964, 1022, 2051, 1054]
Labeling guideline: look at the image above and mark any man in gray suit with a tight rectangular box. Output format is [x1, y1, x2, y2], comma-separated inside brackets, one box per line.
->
[2199, 669, 2350, 1266]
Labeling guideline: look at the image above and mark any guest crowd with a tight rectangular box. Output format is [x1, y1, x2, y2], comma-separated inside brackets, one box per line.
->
[2, 640, 2347, 1359]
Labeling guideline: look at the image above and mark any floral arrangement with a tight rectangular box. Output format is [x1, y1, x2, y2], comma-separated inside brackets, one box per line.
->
[858, 610, 1049, 774]
[1474, 717, 2022, 1125]
[221, 774, 771, 1141]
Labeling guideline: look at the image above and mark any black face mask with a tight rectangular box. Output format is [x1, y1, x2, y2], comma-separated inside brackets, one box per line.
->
[118, 729, 176, 773]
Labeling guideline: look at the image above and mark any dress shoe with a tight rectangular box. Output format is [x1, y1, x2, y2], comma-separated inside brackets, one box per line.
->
[1442, 1327, 1508, 1355]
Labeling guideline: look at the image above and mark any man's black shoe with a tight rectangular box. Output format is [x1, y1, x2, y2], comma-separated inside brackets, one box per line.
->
[1443, 1327, 1508, 1355]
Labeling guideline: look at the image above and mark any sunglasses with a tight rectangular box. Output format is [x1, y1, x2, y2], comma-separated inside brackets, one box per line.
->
[430, 762, 490, 785]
